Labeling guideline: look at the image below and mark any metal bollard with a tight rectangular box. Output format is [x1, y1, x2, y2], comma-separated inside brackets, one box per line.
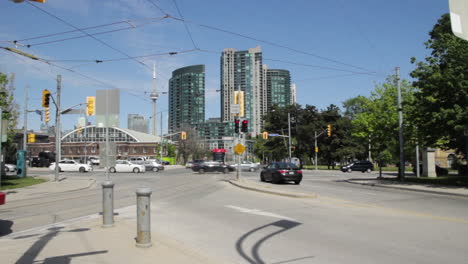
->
[101, 181, 114, 228]
[136, 187, 152, 248]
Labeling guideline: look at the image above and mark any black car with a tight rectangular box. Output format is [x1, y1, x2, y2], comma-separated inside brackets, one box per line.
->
[191, 161, 234, 174]
[341, 160, 374, 173]
[260, 162, 302, 184]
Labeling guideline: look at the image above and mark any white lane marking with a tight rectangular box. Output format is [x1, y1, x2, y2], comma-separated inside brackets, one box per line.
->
[225, 205, 297, 221]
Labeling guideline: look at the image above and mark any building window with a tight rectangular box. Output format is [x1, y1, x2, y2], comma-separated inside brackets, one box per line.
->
[132, 147, 137, 154]
[91, 147, 96, 154]
[77, 147, 81, 154]
[143, 147, 147, 154]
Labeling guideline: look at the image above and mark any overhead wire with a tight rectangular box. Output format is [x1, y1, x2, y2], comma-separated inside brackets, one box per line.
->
[25, 17, 169, 47]
[168, 15, 378, 74]
[145, 0, 170, 16]
[27, 1, 152, 71]
[171, 0, 198, 49]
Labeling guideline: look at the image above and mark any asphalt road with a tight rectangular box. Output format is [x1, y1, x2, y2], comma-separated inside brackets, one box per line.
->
[1, 168, 468, 263]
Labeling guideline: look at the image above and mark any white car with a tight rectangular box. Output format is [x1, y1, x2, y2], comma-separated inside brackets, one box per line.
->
[109, 160, 145, 173]
[4, 164, 17, 173]
[231, 161, 261, 172]
[49, 160, 93, 173]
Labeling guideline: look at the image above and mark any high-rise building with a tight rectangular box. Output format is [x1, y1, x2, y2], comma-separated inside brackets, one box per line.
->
[290, 83, 297, 105]
[168, 65, 205, 134]
[221, 47, 265, 136]
[128, 114, 149, 134]
[266, 69, 291, 110]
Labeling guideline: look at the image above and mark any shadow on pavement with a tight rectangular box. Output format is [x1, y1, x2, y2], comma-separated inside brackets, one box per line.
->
[15, 226, 92, 264]
[42, 250, 108, 264]
[0, 219, 13, 236]
[236, 219, 313, 264]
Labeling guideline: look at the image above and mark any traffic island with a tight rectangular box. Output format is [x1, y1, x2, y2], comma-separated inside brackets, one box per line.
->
[228, 179, 317, 199]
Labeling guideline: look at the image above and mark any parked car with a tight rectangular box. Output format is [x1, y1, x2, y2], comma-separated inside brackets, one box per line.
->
[109, 160, 145, 173]
[341, 161, 374, 173]
[4, 164, 17, 173]
[128, 157, 146, 164]
[89, 157, 100, 165]
[191, 161, 234, 174]
[49, 160, 93, 173]
[260, 162, 302, 184]
[143, 160, 164, 172]
[231, 161, 261, 172]
[186, 159, 204, 169]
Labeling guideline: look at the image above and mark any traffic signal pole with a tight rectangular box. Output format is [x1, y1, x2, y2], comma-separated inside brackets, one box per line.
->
[54, 75, 61, 182]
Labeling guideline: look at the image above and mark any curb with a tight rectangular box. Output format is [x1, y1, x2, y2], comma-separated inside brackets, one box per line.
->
[345, 180, 468, 198]
[228, 179, 317, 199]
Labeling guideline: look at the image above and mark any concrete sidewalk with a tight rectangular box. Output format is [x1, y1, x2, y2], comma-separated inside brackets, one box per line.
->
[4, 170, 96, 202]
[346, 177, 468, 197]
[1, 205, 225, 264]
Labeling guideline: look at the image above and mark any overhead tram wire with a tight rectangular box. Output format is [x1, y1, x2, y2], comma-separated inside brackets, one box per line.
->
[145, 0, 170, 16]
[168, 16, 378, 74]
[171, 0, 198, 49]
[1, 45, 151, 103]
[24, 17, 169, 47]
[27, 2, 152, 71]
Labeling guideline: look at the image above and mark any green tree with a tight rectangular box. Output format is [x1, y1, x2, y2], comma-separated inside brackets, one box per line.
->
[0, 72, 19, 163]
[352, 75, 415, 165]
[410, 13, 468, 157]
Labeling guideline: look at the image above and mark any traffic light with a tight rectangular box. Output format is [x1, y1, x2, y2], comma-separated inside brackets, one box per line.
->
[181, 131, 187, 140]
[27, 133, 35, 143]
[42, 90, 51, 108]
[262, 131, 268, 139]
[241, 120, 248, 133]
[327, 124, 332, 137]
[234, 119, 240, 134]
[86, 96, 95, 116]
[45, 107, 50, 123]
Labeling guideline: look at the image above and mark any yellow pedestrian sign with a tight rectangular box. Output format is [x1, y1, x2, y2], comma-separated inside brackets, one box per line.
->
[234, 143, 246, 155]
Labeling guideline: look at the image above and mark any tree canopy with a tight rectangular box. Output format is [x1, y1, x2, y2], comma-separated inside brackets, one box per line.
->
[410, 13, 468, 154]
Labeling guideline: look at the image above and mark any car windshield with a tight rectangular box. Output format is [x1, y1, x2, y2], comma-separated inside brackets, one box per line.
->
[276, 162, 298, 169]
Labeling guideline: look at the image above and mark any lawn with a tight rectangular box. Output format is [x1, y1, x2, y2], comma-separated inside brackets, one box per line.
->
[0, 176, 46, 191]
[384, 176, 468, 188]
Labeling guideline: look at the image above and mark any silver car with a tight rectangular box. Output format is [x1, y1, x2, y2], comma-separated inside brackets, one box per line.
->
[231, 161, 260, 172]
[4, 164, 17, 173]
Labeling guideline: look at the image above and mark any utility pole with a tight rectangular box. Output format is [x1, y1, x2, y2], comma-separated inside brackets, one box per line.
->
[0, 107, 2, 186]
[54, 75, 62, 182]
[23, 86, 28, 161]
[396, 67, 405, 180]
[288, 112, 292, 163]
[159, 111, 163, 161]
[314, 131, 318, 171]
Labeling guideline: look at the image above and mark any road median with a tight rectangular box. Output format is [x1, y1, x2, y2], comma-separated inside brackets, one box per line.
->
[228, 178, 317, 199]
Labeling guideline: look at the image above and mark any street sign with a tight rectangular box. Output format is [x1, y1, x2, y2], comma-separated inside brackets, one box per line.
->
[268, 133, 280, 136]
[231, 104, 240, 115]
[234, 143, 246, 155]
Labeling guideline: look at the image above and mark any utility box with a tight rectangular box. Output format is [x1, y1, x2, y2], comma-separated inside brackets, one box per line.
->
[17, 150, 27, 178]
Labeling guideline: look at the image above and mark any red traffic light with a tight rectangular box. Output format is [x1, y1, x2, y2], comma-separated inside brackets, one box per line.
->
[241, 120, 248, 132]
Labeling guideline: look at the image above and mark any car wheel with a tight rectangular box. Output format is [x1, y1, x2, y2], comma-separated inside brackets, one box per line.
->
[79, 167, 86, 173]
[294, 180, 301, 185]
[347, 168, 352, 173]
[4, 167, 9, 172]
[223, 168, 229, 174]
[249, 167, 255, 172]
[199, 168, 205, 174]
[260, 173, 265, 182]
[152, 167, 159, 172]
[366, 168, 372, 173]
[133, 167, 140, 173]
[109, 167, 116, 173]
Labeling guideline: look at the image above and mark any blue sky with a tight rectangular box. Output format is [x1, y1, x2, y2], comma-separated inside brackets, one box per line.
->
[0, 0, 449, 133]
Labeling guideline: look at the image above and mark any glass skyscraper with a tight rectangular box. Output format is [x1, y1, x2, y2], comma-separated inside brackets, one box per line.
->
[266, 69, 291, 110]
[168, 65, 205, 134]
[220, 47, 266, 136]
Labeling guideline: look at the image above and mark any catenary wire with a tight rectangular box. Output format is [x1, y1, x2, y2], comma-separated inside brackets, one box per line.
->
[169, 15, 378, 74]
[171, 0, 198, 49]
[27, 2, 152, 71]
